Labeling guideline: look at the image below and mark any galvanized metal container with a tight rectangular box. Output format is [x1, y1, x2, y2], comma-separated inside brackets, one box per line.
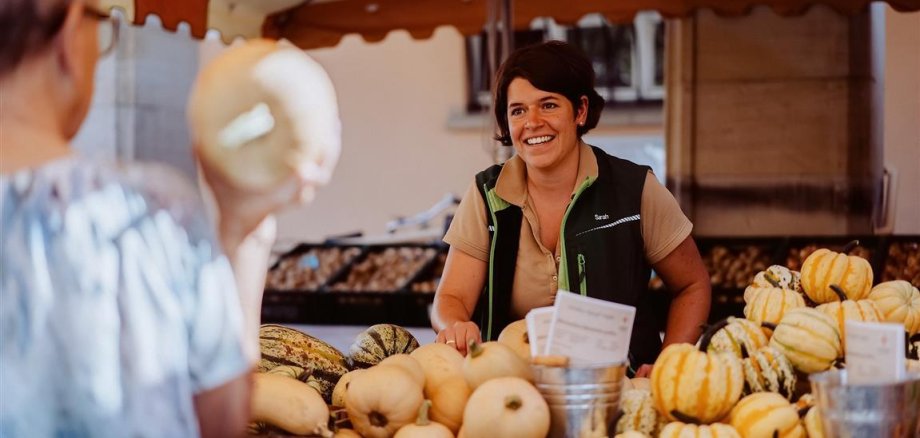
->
[810, 370, 920, 438]
[532, 362, 628, 438]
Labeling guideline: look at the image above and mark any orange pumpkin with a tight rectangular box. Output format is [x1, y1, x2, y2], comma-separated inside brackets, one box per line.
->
[800, 244, 873, 304]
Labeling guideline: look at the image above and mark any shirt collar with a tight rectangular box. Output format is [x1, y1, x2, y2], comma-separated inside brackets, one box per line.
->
[494, 141, 598, 207]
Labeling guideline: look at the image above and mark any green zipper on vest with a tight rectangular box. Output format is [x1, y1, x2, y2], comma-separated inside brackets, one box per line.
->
[557, 176, 595, 295]
[483, 184, 510, 341]
[577, 253, 587, 295]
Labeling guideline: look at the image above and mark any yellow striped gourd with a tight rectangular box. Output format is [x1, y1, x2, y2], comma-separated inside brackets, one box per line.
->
[614, 431, 650, 438]
[801, 245, 873, 304]
[659, 422, 741, 438]
[803, 406, 825, 438]
[651, 323, 744, 424]
[743, 287, 806, 329]
[868, 280, 920, 335]
[707, 317, 770, 359]
[741, 346, 796, 400]
[769, 308, 842, 374]
[752, 265, 802, 292]
[729, 392, 805, 438]
[615, 389, 665, 437]
[815, 285, 884, 350]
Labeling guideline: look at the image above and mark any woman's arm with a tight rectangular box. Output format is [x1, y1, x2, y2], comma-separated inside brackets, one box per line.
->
[633, 236, 711, 377]
[653, 236, 711, 347]
[198, 149, 317, 363]
[431, 246, 488, 355]
[194, 374, 253, 438]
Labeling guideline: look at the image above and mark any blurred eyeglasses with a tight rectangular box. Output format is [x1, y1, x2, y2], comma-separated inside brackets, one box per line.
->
[83, 5, 120, 57]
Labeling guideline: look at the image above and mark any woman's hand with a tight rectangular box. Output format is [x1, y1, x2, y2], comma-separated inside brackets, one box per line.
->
[634, 364, 654, 378]
[197, 148, 328, 247]
[436, 321, 482, 356]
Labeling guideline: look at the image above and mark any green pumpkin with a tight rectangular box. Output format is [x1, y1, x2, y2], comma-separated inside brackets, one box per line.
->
[741, 346, 797, 400]
[348, 324, 420, 369]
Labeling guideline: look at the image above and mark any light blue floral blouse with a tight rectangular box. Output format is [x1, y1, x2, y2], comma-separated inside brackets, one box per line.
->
[0, 156, 249, 437]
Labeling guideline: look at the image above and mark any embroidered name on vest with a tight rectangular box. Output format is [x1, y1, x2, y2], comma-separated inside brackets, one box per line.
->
[594, 214, 609, 220]
[576, 214, 641, 237]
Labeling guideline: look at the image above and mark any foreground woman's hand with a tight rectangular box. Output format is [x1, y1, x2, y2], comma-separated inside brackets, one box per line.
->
[436, 321, 482, 356]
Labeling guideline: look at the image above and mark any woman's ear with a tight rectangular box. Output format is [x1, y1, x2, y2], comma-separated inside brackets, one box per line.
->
[53, 2, 84, 80]
[52, 2, 98, 138]
[576, 95, 589, 125]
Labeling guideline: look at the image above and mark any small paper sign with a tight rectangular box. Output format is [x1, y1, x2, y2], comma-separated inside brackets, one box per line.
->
[544, 291, 636, 365]
[845, 320, 905, 384]
[525, 307, 554, 358]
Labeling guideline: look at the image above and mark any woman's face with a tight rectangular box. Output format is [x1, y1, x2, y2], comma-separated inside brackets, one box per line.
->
[506, 77, 587, 172]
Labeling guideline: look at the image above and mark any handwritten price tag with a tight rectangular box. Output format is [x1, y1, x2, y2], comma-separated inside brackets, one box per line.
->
[544, 291, 636, 365]
[845, 321, 905, 384]
[525, 306, 554, 357]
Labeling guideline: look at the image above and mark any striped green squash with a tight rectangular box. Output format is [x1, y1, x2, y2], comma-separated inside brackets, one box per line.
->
[348, 324, 420, 369]
[258, 324, 349, 403]
[741, 346, 796, 400]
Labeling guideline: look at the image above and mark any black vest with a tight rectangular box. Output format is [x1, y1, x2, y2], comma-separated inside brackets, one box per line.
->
[471, 146, 662, 368]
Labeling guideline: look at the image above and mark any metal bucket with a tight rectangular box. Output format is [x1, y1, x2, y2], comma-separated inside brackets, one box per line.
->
[532, 362, 627, 438]
[810, 370, 920, 438]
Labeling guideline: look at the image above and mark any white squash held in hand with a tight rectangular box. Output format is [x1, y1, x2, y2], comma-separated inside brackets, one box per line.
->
[188, 39, 341, 192]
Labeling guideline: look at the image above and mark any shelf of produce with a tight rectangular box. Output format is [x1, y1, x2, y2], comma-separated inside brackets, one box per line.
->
[262, 236, 919, 327]
[262, 244, 443, 327]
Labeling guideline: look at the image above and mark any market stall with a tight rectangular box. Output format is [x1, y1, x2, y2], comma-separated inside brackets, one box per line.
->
[93, 1, 920, 437]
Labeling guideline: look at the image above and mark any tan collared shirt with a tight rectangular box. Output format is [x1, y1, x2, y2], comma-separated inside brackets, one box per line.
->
[444, 143, 692, 319]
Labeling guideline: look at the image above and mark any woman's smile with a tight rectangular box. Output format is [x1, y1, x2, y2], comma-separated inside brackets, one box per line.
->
[506, 77, 586, 171]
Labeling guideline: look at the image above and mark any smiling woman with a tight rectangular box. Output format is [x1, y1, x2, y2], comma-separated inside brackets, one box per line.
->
[431, 41, 711, 376]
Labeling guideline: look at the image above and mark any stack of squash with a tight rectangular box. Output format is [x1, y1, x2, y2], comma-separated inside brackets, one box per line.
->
[252, 323, 550, 438]
[248, 242, 920, 438]
[612, 242, 920, 438]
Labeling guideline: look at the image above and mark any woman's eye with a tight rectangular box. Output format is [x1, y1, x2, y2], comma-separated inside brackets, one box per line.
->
[543, 102, 558, 110]
[510, 108, 524, 116]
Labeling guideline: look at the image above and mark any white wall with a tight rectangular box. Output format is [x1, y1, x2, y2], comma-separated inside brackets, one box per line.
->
[278, 28, 495, 242]
[883, 9, 920, 234]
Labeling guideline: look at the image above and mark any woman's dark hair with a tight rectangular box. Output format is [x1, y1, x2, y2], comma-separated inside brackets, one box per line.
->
[0, 0, 69, 77]
[492, 40, 605, 146]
